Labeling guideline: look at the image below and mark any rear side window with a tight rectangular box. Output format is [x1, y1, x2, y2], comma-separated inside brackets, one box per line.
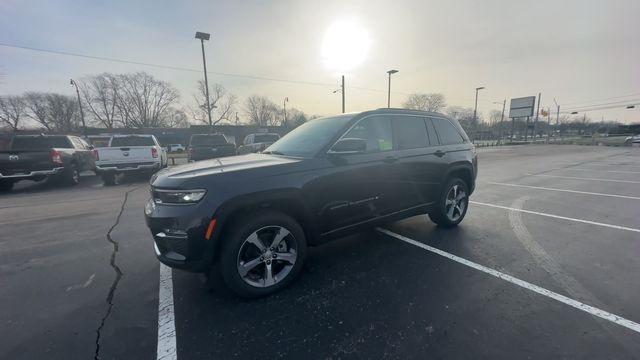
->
[343, 115, 393, 153]
[393, 116, 429, 150]
[425, 118, 440, 146]
[11, 136, 72, 150]
[110, 136, 155, 147]
[190, 134, 228, 146]
[431, 118, 464, 145]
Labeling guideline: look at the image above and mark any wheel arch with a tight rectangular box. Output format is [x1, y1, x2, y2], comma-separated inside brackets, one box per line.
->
[443, 164, 474, 194]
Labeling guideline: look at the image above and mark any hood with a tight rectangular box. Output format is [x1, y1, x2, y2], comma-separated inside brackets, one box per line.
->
[151, 153, 301, 188]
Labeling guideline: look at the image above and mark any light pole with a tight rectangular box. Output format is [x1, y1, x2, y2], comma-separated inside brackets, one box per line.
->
[69, 79, 87, 136]
[283, 97, 289, 125]
[333, 76, 345, 113]
[473, 86, 485, 142]
[493, 99, 506, 144]
[195, 31, 213, 130]
[386, 69, 399, 108]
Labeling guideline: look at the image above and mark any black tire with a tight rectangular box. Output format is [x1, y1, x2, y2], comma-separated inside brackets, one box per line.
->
[428, 178, 470, 228]
[101, 173, 116, 186]
[0, 180, 14, 192]
[219, 211, 307, 298]
[62, 164, 80, 186]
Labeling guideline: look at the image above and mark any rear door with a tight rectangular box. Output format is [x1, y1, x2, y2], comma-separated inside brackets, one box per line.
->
[389, 115, 447, 211]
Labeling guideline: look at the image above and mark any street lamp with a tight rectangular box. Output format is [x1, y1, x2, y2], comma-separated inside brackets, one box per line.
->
[473, 86, 485, 141]
[493, 99, 506, 143]
[69, 79, 87, 136]
[283, 97, 289, 124]
[195, 31, 213, 130]
[387, 69, 399, 108]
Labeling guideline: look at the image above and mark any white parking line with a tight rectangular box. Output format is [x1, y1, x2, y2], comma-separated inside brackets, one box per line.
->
[526, 173, 640, 184]
[376, 227, 640, 334]
[470, 201, 640, 233]
[486, 182, 640, 201]
[562, 168, 640, 174]
[157, 264, 177, 360]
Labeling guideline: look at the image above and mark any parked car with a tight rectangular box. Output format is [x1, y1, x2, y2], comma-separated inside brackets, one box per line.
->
[187, 134, 236, 161]
[0, 135, 94, 191]
[94, 134, 167, 185]
[145, 108, 478, 297]
[624, 134, 640, 145]
[236, 133, 281, 154]
[167, 144, 186, 153]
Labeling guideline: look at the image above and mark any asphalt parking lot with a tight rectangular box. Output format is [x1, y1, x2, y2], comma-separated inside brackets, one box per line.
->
[1, 145, 639, 359]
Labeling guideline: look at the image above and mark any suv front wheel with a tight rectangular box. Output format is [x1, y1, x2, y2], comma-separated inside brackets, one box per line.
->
[429, 178, 469, 227]
[219, 211, 307, 298]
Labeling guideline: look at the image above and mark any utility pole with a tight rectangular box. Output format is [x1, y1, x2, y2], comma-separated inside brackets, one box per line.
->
[499, 99, 506, 144]
[69, 79, 87, 136]
[553, 98, 560, 141]
[235, 112, 239, 126]
[341, 75, 345, 113]
[533, 92, 541, 142]
[195, 32, 213, 131]
[546, 108, 551, 143]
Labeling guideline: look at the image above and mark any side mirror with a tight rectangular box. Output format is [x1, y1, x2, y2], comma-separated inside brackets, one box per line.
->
[328, 138, 366, 154]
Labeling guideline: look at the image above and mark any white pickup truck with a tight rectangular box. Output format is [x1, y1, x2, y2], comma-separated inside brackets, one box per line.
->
[93, 134, 167, 185]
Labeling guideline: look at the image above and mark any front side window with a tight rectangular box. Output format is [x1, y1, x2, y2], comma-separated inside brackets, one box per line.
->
[342, 116, 393, 153]
[394, 116, 429, 150]
[431, 117, 464, 145]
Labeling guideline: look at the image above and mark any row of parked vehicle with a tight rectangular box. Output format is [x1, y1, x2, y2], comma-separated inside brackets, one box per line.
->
[0, 131, 281, 191]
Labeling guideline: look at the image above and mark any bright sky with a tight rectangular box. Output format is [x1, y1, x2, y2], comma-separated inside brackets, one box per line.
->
[1, 0, 638, 123]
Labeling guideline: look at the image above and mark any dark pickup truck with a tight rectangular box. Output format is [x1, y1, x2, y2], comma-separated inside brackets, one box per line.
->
[187, 134, 237, 162]
[0, 135, 94, 191]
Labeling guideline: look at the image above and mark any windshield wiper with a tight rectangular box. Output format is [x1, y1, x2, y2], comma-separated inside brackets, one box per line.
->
[262, 150, 285, 155]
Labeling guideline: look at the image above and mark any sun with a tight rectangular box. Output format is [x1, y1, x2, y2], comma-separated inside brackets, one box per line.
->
[322, 20, 372, 73]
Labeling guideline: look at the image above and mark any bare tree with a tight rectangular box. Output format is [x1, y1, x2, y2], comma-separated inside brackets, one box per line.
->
[244, 95, 279, 126]
[0, 95, 26, 132]
[161, 108, 190, 128]
[79, 73, 120, 129]
[403, 93, 447, 112]
[446, 106, 477, 132]
[23, 92, 53, 130]
[46, 94, 79, 132]
[116, 72, 180, 128]
[191, 81, 237, 125]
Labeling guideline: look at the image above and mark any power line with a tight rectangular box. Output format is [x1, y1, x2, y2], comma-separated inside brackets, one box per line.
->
[563, 98, 640, 111]
[0, 42, 339, 88]
[560, 92, 640, 106]
[560, 102, 639, 114]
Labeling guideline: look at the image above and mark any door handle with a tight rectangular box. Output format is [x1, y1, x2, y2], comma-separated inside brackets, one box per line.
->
[434, 150, 446, 157]
[383, 156, 398, 163]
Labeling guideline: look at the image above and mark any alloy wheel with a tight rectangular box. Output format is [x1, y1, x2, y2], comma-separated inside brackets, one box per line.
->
[236, 226, 298, 288]
[445, 184, 467, 222]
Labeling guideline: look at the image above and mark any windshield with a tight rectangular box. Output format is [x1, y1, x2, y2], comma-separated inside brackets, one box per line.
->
[11, 136, 72, 150]
[110, 136, 155, 147]
[264, 115, 353, 157]
[253, 134, 280, 143]
[190, 134, 228, 146]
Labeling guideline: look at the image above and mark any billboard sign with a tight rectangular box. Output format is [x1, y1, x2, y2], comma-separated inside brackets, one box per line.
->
[509, 96, 536, 118]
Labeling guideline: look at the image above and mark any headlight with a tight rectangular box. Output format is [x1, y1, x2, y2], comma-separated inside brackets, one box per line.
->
[153, 189, 206, 205]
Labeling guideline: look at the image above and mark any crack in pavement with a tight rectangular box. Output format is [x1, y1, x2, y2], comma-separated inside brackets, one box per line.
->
[94, 186, 139, 360]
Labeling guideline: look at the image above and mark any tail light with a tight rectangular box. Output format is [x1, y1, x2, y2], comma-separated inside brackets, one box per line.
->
[188, 147, 195, 158]
[50, 149, 63, 164]
[151, 147, 158, 158]
[92, 149, 99, 161]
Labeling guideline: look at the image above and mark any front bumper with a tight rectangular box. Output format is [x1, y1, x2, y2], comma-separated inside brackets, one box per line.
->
[0, 167, 64, 179]
[144, 197, 217, 272]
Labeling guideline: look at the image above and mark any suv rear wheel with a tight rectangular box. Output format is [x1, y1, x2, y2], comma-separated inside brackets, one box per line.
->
[429, 178, 469, 227]
[219, 211, 307, 298]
